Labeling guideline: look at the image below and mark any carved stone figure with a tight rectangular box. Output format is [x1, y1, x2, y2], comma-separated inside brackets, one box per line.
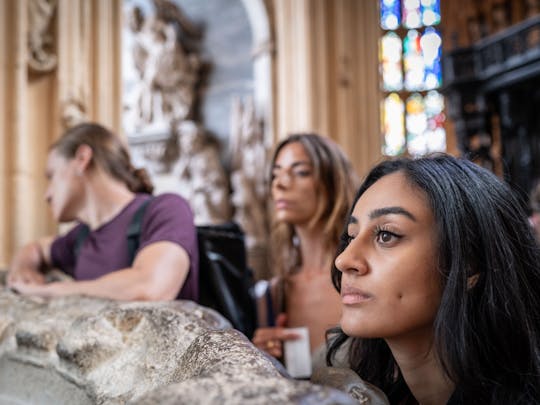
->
[27, 0, 58, 73]
[229, 97, 271, 279]
[61, 93, 88, 129]
[126, 1, 202, 131]
[170, 120, 231, 225]
[229, 97, 269, 246]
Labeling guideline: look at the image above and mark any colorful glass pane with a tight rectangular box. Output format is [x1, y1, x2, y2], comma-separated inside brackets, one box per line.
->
[380, 0, 401, 30]
[382, 93, 405, 156]
[381, 32, 403, 91]
[421, 0, 441, 26]
[403, 30, 424, 91]
[424, 90, 446, 152]
[406, 93, 428, 155]
[403, 0, 421, 29]
[406, 92, 446, 156]
[421, 28, 442, 89]
[379, 0, 445, 157]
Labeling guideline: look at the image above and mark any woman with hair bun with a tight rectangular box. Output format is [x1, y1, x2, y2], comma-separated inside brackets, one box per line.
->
[7, 122, 198, 301]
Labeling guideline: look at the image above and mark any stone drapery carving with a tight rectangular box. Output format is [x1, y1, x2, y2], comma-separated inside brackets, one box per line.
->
[61, 92, 88, 129]
[27, 0, 58, 73]
[125, 0, 202, 133]
[229, 97, 271, 279]
[124, 0, 232, 226]
[170, 121, 231, 225]
[130, 121, 232, 226]
[0, 284, 389, 404]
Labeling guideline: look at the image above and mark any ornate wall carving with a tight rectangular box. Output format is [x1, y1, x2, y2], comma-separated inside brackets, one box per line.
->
[27, 0, 58, 73]
[229, 96, 271, 279]
[124, 1, 203, 133]
[124, 0, 231, 226]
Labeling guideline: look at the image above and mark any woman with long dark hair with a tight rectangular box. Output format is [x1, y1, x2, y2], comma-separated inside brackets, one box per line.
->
[328, 154, 540, 404]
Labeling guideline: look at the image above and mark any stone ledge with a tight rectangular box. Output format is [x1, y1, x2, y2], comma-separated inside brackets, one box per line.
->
[0, 284, 390, 404]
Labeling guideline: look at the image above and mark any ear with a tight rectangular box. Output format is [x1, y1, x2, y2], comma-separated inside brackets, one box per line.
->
[73, 144, 93, 174]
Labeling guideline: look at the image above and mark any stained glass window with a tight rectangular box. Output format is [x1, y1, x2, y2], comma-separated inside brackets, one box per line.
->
[382, 93, 405, 155]
[379, 0, 445, 157]
[381, 33, 403, 91]
[381, 0, 401, 30]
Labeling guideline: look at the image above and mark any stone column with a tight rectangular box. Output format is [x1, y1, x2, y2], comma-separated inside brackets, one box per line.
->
[0, 0, 33, 267]
[272, 0, 381, 177]
[0, 0, 122, 268]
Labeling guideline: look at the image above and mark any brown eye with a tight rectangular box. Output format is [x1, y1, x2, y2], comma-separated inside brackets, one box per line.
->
[293, 169, 312, 177]
[375, 229, 402, 245]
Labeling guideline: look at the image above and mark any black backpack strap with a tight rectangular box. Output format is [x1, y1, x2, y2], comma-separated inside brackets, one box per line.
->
[125, 197, 154, 264]
[73, 197, 154, 266]
[74, 224, 90, 258]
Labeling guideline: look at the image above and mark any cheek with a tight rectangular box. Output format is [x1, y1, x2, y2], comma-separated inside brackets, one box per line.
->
[341, 254, 442, 338]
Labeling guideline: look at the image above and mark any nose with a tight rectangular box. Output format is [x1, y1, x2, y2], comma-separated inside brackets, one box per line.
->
[334, 242, 368, 276]
[272, 171, 292, 190]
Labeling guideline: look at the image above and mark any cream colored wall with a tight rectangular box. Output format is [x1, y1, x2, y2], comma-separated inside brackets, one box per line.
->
[270, 0, 382, 178]
[0, 0, 121, 268]
[0, 0, 381, 268]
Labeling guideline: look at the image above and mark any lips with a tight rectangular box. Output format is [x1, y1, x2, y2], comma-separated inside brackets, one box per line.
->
[274, 199, 292, 209]
[341, 285, 373, 305]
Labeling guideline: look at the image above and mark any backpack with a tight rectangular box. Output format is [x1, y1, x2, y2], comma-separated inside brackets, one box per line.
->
[196, 222, 256, 339]
[74, 198, 257, 339]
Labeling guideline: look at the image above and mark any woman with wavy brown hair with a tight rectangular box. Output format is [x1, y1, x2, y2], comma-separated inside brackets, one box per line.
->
[7, 122, 198, 301]
[252, 133, 358, 371]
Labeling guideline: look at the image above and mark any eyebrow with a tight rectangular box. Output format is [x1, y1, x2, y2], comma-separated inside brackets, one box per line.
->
[272, 161, 312, 169]
[347, 206, 417, 229]
[368, 206, 417, 221]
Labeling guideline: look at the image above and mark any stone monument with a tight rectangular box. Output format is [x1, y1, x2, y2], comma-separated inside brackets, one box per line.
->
[0, 278, 389, 404]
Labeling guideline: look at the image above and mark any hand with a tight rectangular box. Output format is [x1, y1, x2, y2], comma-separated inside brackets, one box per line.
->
[9, 280, 72, 298]
[6, 267, 46, 287]
[252, 313, 301, 358]
[7, 240, 52, 287]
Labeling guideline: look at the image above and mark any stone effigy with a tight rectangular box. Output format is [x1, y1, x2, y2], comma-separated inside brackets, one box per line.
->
[0, 284, 392, 405]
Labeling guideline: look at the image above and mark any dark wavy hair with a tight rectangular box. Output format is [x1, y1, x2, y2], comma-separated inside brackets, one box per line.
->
[52, 123, 154, 194]
[327, 154, 540, 404]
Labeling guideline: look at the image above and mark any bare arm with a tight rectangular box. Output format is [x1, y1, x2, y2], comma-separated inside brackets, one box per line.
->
[7, 237, 54, 285]
[10, 240, 190, 301]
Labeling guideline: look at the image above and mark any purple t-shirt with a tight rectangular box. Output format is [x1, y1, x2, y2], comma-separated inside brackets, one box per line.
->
[50, 193, 199, 301]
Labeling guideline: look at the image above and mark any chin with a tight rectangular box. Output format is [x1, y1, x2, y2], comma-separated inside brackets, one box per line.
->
[274, 212, 293, 223]
[340, 315, 373, 338]
[56, 210, 76, 223]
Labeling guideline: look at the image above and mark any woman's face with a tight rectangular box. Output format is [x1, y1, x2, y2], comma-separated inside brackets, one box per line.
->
[335, 171, 441, 341]
[271, 142, 319, 227]
[44, 149, 82, 222]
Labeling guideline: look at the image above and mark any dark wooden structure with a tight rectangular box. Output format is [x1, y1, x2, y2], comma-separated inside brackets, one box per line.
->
[443, 14, 540, 208]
